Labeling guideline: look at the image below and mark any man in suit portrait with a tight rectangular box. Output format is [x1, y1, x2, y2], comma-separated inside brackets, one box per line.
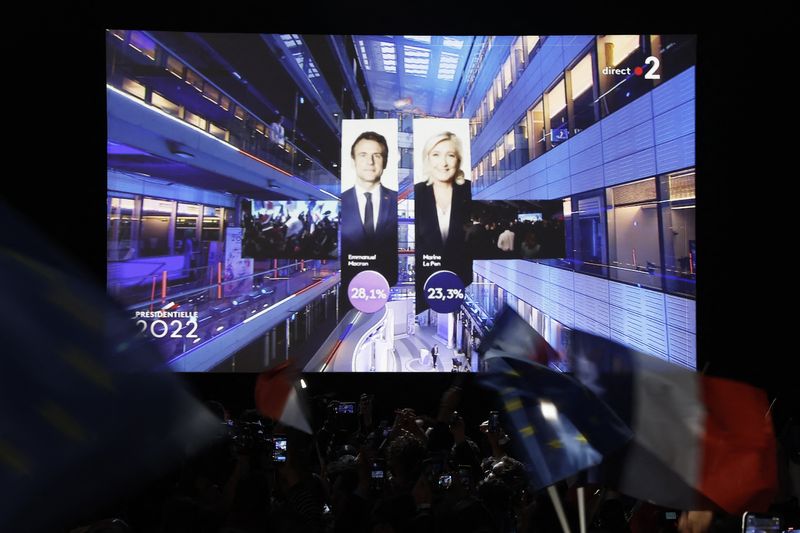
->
[341, 131, 398, 285]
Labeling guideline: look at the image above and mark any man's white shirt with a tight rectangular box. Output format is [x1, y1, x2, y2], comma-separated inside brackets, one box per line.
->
[353, 183, 381, 231]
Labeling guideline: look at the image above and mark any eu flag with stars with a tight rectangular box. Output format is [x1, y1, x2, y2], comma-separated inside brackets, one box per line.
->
[480, 307, 632, 490]
[1, 204, 220, 533]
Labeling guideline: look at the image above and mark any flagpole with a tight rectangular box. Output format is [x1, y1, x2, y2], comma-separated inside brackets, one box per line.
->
[577, 486, 586, 533]
[765, 397, 777, 419]
[587, 487, 606, 526]
[547, 485, 572, 533]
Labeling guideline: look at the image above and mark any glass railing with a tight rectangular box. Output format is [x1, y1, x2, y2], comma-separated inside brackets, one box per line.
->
[235, 130, 340, 194]
[107, 31, 340, 196]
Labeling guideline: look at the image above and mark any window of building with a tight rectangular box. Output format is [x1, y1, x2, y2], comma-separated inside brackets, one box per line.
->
[219, 95, 231, 111]
[184, 110, 207, 130]
[142, 198, 172, 213]
[228, 133, 243, 149]
[597, 35, 649, 116]
[569, 190, 607, 277]
[185, 69, 204, 92]
[494, 140, 504, 178]
[107, 196, 135, 261]
[558, 197, 574, 269]
[203, 84, 220, 104]
[234, 106, 246, 121]
[512, 37, 526, 75]
[122, 78, 146, 100]
[659, 169, 695, 297]
[166, 56, 184, 79]
[505, 130, 515, 152]
[437, 51, 459, 81]
[443, 37, 463, 49]
[600, 35, 639, 67]
[209, 123, 229, 141]
[403, 45, 429, 76]
[202, 207, 223, 241]
[294, 52, 321, 79]
[494, 75, 503, 102]
[255, 123, 266, 135]
[509, 115, 528, 170]
[524, 36, 540, 60]
[606, 178, 662, 289]
[503, 56, 513, 89]
[488, 89, 495, 114]
[547, 79, 568, 147]
[527, 100, 545, 160]
[109, 197, 135, 211]
[140, 198, 174, 257]
[568, 53, 596, 135]
[129, 31, 156, 60]
[152, 92, 182, 118]
[650, 34, 697, 83]
[177, 203, 200, 215]
[175, 204, 199, 252]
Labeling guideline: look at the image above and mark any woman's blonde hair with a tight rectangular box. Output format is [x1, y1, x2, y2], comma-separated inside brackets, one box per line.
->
[422, 131, 465, 186]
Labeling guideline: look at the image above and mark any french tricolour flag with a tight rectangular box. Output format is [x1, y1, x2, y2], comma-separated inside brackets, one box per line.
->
[254, 361, 311, 434]
[568, 329, 778, 515]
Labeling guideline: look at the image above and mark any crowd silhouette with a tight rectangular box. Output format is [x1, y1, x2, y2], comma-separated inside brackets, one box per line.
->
[242, 201, 339, 260]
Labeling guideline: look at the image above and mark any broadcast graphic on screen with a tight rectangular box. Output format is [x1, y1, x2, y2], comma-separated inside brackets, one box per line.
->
[468, 200, 566, 259]
[106, 32, 696, 373]
[340, 119, 400, 302]
[242, 199, 340, 260]
[412, 118, 473, 315]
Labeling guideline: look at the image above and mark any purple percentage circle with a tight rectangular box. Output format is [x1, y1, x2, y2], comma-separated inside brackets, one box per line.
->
[423, 270, 465, 313]
[348, 270, 390, 313]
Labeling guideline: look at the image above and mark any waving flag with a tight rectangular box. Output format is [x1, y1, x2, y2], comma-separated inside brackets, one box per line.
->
[0, 204, 220, 533]
[479, 307, 632, 490]
[254, 360, 311, 434]
[568, 329, 778, 514]
[479, 303, 561, 367]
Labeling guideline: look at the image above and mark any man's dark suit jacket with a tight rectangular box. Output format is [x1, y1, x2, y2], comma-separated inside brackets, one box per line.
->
[340, 184, 398, 285]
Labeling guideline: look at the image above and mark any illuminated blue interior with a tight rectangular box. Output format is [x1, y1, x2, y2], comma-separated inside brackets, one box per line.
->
[353, 35, 488, 116]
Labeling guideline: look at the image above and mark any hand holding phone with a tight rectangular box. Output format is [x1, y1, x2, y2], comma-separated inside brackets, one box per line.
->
[741, 511, 781, 532]
[370, 458, 386, 490]
[488, 411, 501, 433]
[337, 402, 356, 415]
[272, 436, 288, 464]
